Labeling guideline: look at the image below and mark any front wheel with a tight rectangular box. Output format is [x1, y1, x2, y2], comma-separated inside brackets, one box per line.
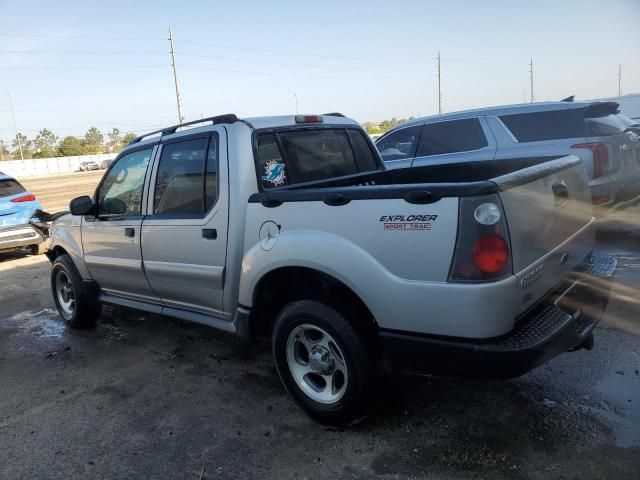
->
[272, 300, 380, 427]
[51, 254, 101, 328]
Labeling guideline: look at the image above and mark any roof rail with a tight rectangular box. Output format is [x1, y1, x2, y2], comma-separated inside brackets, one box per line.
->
[130, 113, 238, 145]
[323, 112, 345, 117]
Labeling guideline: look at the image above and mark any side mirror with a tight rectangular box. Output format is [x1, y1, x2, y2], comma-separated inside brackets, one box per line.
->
[69, 196, 94, 216]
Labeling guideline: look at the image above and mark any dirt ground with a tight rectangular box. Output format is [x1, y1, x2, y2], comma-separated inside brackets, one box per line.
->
[22, 170, 104, 213]
[0, 173, 639, 479]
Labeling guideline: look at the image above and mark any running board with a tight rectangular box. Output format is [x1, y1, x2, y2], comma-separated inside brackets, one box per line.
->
[98, 293, 236, 334]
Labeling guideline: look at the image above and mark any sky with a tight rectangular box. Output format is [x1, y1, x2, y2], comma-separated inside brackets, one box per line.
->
[0, 0, 639, 143]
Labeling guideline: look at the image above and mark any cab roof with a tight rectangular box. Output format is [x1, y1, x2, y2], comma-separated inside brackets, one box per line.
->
[126, 113, 359, 151]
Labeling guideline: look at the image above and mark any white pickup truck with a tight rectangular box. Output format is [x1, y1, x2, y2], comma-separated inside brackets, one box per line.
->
[47, 113, 616, 426]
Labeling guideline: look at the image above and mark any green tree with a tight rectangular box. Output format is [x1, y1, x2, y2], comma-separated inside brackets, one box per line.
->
[121, 132, 136, 146]
[11, 133, 32, 159]
[363, 122, 382, 134]
[33, 128, 59, 158]
[83, 127, 104, 154]
[58, 136, 84, 156]
[107, 127, 123, 152]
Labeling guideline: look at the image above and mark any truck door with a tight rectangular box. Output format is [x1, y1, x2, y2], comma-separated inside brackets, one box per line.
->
[81, 146, 159, 303]
[141, 127, 229, 316]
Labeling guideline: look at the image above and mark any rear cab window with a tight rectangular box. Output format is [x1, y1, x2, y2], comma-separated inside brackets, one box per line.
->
[0, 178, 26, 198]
[256, 127, 380, 189]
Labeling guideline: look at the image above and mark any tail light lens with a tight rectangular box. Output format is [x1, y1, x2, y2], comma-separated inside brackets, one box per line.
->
[449, 194, 512, 282]
[10, 193, 36, 203]
[473, 235, 509, 273]
[572, 143, 608, 179]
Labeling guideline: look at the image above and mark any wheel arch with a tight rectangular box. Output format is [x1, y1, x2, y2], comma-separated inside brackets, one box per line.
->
[248, 266, 379, 339]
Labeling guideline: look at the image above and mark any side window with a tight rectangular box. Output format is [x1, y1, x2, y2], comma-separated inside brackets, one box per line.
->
[500, 109, 586, 142]
[98, 148, 152, 216]
[154, 137, 208, 215]
[417, 119, 488, 157]
[375, 126, 421, 162]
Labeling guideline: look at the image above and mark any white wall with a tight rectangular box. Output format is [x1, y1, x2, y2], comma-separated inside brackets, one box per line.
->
[0, 153, 116, 179]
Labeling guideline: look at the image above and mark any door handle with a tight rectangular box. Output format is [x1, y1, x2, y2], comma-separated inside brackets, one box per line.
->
[202, 228, 217, 240]
[124, 227, 135, 238]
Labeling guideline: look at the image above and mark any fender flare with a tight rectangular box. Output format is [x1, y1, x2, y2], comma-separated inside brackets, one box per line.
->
[239, 230, 396, 321]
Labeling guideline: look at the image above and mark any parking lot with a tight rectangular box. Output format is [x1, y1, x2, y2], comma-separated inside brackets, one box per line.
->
[1, 174, 639, 479]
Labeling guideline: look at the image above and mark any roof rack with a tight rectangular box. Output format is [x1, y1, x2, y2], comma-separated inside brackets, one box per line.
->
[130, 113, 238, 145]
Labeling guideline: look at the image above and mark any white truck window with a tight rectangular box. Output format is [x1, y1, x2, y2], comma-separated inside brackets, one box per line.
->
[257, 128, 379, 189]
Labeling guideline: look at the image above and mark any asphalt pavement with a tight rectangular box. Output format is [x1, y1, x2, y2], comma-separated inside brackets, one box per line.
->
[0, 180, 638, 479]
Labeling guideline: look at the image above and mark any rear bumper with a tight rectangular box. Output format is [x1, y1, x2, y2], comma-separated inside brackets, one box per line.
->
[0, 224, 45, 252]
[380, 251, 617, 379]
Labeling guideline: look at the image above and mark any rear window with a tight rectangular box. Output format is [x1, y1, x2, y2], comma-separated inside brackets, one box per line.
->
[500, 109, 587, 142]
[0, 178, 26, 198]
[256, 128, 379, 189]
[417, 118, 488, 156]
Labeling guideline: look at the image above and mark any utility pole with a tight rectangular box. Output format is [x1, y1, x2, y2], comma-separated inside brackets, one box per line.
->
[618, 64, 622, 96]
[168, 28, 184, 124]
[292, 93, 299, 114]
[529, 58, 534, 103]
[437, 51, 442, 114]
[7, 93, 23, 161]
[0, 140, 4, 161]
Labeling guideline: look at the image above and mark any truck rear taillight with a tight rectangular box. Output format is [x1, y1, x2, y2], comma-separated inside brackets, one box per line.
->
[449, 195, 512, 282]
[473, 235, 509, 273]
[572, 143, 608, 179]
[10, 193, 36, 203]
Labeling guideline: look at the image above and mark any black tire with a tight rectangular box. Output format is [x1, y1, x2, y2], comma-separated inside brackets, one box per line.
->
[51, 254, 101, 329]
[30, 242, 48, 255]
[272, 300, 380, 427]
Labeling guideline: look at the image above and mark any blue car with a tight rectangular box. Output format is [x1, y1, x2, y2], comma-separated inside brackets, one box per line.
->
[0, 172, 47, 255]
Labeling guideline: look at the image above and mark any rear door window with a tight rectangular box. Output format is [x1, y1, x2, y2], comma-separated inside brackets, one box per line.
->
[500, 109, 587, 142]
[375, 126, 421, 162]
[0, 179, 26, 198]
[417, 118, 488, 156]
[154, 135, 219, 215]
[257, 128, 379, 189]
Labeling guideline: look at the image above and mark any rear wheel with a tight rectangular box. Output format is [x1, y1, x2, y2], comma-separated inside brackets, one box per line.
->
[272, 300, 380, 427]
[51, 254, 101, 328]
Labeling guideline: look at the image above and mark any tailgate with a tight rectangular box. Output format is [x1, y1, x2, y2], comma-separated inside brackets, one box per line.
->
[494, 156, 594, 304]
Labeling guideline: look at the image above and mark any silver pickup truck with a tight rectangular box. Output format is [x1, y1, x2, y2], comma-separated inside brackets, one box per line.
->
[47, 113, 616, 426]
